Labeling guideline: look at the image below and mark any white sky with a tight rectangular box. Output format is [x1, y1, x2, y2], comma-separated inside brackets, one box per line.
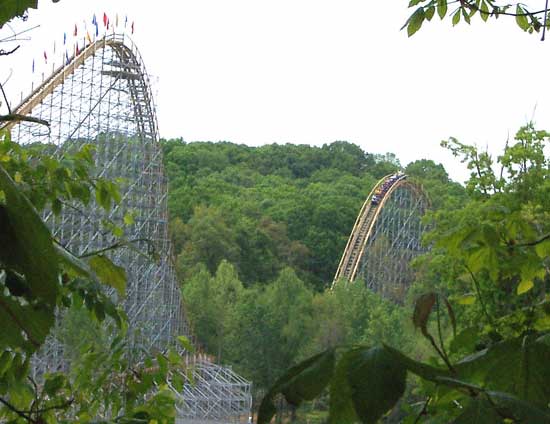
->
[2, 0, 549, 182]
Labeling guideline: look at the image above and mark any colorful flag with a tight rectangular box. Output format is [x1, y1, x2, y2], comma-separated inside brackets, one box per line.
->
[32, 59, 35, 73]
[92, 13, 97, 25]
[86, 31, 92, 44]
[63, 32, 67, 45]
[107, 18, 110, 31]
[76, 43, 80, 55]
[131, 21, 134, 34]
[125, 15, 128, 28]
[116, 13, 119, 27]
[74, 24, 77, 36]
[43, 51, 47, 63]
[103, 12, 107, 27]
[95, 22, 99, 37]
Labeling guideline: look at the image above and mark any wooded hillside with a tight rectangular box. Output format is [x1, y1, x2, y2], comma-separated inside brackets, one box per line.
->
[163, 140, 464, 291]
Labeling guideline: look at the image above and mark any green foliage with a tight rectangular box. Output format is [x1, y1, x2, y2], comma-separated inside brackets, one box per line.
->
[258, 350, 335, 423]
[259, 123, 550, 422]
[258, 317, 550, 423]
[165, 140, 419, 289]
[0, 164, 57, 353]
[0, 130, 127, 354]
[403, 0, 546, 36]
[0, 0, 37, 28]
[349, 346, 408, 424]
[0, 122, 182, 422]
[0, 304, 185, 423]
[226, 267, 315, 387]
[182, 260, 243, 360]
[87, 254, 127, 298]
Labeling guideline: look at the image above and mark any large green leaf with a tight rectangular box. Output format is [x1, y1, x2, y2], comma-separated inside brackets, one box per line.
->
[0, 165, 58, 307]
[0, 290, 54, 352]
[258, 349, 335, 424]
[488, 390, 550, 423]
[328, 348, 363, 424]
[383, 344, 449, 382]
[87, 254, 127, 298]
[456, 337, 550, 408]
[281, 349, 335, 405]
[0, 164, 58, 352]
[452, 397, 501, 423]
[348, 346, 407, 424]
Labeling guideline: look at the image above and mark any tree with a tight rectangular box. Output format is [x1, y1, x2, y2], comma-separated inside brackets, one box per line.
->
[312, 281, 410, 352]
[182, 261, 243, 361]
[405, 159, 467, 209]
[225, 268, 315, 389]
[175, 204, 240, 278]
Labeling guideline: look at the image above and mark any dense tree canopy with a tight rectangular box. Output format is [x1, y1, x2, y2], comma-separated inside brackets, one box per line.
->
[164, 140, 453, 291]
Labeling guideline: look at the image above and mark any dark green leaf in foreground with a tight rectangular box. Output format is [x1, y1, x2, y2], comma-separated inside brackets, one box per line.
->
[258, 349, 335, 424]
[488, 390, 550, 423]
[282, 349, 335, 405]
[0, 165, 58, 353]
[0, 290, 54, 351]
[87, 254, 127, 298]
[382, 344, 449, 382]
[451, 397, 498, 423]
[452, 397, 500, 423]
[0, 165, 58, 306]
[348, 346, 407, 424]
[456, 337, 550, 408]
[329, 348, 363, 424]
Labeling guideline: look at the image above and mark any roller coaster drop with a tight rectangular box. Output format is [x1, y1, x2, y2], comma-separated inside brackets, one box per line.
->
[5, 34, 251, 423]
[333, 172, 430, 301]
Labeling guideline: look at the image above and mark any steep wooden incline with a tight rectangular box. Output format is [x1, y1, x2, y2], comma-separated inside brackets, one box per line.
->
[332, 172, 407, 286]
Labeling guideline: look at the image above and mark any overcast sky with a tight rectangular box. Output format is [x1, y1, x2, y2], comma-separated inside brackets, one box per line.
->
[2, 0, 549, 182]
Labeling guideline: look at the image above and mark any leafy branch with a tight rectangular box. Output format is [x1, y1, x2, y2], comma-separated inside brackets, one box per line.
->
[404, 0, 550, 37]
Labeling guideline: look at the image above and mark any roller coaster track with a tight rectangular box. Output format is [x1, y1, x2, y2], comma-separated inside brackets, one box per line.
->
[4, 36, 157, 137]
[4, 33, 251, 423]
[333, 172, 428, 291]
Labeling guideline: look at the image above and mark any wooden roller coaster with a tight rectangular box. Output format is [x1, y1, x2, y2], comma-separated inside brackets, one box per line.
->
[333, 172, 429, 297]
[5, 33, 251, 423]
